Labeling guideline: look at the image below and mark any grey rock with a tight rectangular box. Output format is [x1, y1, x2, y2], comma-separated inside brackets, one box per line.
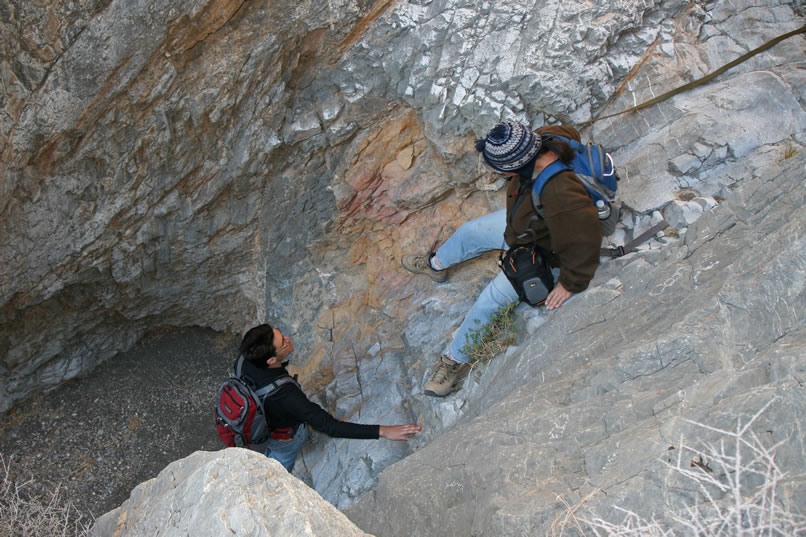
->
[521, 305, 547, 335]
[284, 110, 323, 144]
[2, 0, 805, 524]
[345, 152, 806, 537]
[691, 196, 718, 211]
[664, 199, 705, 228]
[595, 24, 806, 211]
[89, 449, 371, 537]
[669, 153, 702, 175]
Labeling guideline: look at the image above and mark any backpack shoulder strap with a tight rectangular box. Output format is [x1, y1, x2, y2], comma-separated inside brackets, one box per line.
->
[533, 160, 572, 196]
[234, 354, 246, 377]
[254, 375, 299, 399]
[234, 355, 300, 399]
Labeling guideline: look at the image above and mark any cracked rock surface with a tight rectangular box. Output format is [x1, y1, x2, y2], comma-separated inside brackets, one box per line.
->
[2, 0, 805, 528]
[343, 151, 806, 537]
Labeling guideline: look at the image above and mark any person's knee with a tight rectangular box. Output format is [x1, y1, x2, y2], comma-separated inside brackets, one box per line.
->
[457, 218, 485, 238]
[488, 277, 518, 305]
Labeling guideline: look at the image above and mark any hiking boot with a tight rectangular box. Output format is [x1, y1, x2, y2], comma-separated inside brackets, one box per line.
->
[424, 356, 468, 397]
[401, 254, 447, 283]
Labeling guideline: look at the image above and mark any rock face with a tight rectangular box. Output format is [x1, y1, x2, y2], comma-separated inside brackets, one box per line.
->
[1, 0, 363, 411]
[89, 449, 371, 537]
[2, 0, 805, 521]
[343, 151, 806, 537]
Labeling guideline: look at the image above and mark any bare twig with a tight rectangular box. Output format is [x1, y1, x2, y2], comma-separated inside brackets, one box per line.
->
[0, 455, 93, 537]
[566, 400, 806, 537]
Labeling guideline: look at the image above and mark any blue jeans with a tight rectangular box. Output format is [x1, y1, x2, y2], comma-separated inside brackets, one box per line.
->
[264, 423, 309, 472]
[433, 209, 521, 364]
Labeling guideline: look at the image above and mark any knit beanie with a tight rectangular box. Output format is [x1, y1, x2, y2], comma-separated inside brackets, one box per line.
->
[475, 121, 541, 172]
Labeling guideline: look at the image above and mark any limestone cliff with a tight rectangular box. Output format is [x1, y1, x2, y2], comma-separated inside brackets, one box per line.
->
[2, 0, 805, 529]
[89, 151, 806, 535]
[343, 146, 806, 537]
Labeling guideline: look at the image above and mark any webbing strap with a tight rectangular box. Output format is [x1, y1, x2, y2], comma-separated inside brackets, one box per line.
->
[507, 169, 540, 229]
[601, 219, 669, 258]
[578, 24, 806, 128]
[235, 354, 299, 399]
[530, 160, 572, 219]
[586, 143, 600, 182]
[254, 376, 298, 398]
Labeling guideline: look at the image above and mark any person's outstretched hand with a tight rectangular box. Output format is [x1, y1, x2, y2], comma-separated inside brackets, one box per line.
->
[379, 424, 422, 441]
[545, 282, 573, 310]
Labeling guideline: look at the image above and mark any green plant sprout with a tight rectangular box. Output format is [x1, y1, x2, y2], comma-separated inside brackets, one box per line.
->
[460, 302, 519, 368]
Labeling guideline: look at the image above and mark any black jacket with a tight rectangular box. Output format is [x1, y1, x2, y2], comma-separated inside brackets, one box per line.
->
[239, 358, 379, 439]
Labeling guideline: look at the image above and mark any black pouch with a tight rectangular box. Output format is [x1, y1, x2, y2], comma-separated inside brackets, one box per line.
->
[499, 245, 555, 306]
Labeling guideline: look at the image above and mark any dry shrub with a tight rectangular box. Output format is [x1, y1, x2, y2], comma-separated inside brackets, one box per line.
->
[0, 456, 92, 537]
[575, 399, 806, 537]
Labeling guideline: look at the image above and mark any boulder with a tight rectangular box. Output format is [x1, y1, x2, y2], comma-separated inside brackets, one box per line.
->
[89, 449, 371, 537]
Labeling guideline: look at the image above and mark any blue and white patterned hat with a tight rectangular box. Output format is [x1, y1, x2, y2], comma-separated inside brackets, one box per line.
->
[476, 121, 541, 172]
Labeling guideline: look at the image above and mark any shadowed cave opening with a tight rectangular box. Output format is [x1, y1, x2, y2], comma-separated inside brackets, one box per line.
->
[0, 326, 240, 520]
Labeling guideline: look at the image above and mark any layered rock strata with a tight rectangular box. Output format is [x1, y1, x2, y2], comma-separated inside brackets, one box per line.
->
[344, 143, 806, 537]
[2, 0, 805, 516]
[1, 0, 377, 411]
[89, 150, 806, 537]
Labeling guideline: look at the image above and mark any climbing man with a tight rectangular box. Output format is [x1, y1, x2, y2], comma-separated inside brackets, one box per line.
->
[237, 323, 421, 471]
[402, 121, 603, 397]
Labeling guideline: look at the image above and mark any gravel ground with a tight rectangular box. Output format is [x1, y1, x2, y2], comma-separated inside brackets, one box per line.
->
[0, 326, 241, 524]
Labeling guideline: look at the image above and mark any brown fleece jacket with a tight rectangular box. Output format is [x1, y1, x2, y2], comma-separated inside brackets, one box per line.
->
[503, 125, 602, 294]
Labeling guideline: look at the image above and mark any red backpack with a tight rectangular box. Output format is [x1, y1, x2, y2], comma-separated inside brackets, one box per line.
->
[215, 356, 298, 450]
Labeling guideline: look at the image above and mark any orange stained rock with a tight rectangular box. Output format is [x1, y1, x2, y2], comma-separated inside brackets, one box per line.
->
[166, 0, 247, 56]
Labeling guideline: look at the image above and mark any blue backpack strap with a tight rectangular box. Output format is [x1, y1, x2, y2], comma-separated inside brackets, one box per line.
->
[531, 160, 572, 216]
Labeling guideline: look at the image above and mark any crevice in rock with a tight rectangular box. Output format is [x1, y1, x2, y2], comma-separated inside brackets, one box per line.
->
[329, 0, 399, 65]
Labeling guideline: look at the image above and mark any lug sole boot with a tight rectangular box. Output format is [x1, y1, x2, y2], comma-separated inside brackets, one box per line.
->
[424, 356, 468, 397]
[401, 254, 448, 283]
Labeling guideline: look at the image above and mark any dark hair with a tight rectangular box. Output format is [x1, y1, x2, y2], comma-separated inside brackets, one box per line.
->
[514, 154, 540, 180]
[240, 324, 277, 367]
[511, 137, 574, 179]
[539, 136, 574, 164]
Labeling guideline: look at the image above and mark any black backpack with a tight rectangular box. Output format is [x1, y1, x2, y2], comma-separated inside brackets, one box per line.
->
[215, 356, 298, 450]
[499, 245, 555, 306]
